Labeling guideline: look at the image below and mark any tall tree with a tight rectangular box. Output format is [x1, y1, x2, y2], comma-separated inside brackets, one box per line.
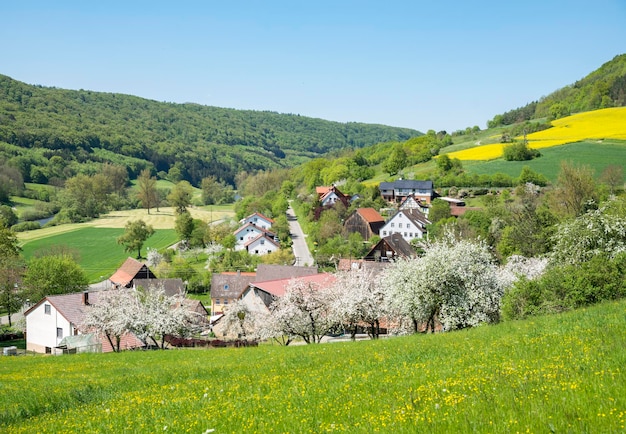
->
[22, 253, 89, 302]
[0, 228, 25, 326]
[117, 219, 155, 259]
[167, 180, 193, 215]
[136, 169, 158, 214]
[551, 161, 597, 217]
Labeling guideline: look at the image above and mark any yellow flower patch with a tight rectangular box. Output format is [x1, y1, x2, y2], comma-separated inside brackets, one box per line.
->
[445, 107, 626, 161]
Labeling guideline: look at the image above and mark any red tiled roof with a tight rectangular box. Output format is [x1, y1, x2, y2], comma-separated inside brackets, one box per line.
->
[251, 273, 336, 297]
[109, 257, 154, 286]
[245, 212, 275, 224]
[316, 186, 332, 196]
[357, 207, 384, 223]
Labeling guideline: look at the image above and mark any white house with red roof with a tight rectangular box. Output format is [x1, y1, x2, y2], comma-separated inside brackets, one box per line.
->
[240, 212, 274, 230]
[24, 291, 144, 354]
[233, 222, 277, 251]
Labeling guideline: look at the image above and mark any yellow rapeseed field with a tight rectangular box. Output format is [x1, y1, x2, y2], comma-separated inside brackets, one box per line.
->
[445, 107, 626, 161]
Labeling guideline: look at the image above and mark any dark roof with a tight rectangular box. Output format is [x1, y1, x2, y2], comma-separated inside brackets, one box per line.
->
[133, 279, 185, 297]
[379, 180, 433, 190]
[109, 258, 155, 286]
[233, 222, 276, 238]
[400, 208, 431, 227]
[384, 233, 417, 257]
[210, 273, 257, 299]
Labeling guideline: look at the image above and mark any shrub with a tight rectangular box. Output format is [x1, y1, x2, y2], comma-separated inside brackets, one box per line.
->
[11, 221, 41, 232]
[502, 253, 626, 320]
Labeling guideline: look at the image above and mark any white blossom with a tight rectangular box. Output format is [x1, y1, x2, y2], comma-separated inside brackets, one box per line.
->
[381, 236, 503, 333]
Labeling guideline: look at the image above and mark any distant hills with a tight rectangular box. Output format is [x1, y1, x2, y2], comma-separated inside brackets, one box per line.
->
[0, 74, 420, 186]
[489, 54, 626, 127]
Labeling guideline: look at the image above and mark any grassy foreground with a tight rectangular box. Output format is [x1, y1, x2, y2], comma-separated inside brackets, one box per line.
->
[1, 300, 625, 433]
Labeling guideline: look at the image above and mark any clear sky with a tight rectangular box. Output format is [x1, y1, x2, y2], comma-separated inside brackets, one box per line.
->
[2, 1, 625, 133]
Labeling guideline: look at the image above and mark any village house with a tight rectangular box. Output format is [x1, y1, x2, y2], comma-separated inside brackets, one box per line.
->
[343, 207, 385, 241]
[364, 233, 417, 262]
[316, 185, 350, 208]
[24, 290, 144, 354]
[244, 233, 280, 255]
[209, 264, 319, 316]
[109, 257, 156, 288]
[379, 179, 434, 204]
[379, 208, 431, 243]
[24, 259, 208, 354]
[239, 212, 274, 230]
[398, 195, 430, 216]
[233, 223, 277, 252]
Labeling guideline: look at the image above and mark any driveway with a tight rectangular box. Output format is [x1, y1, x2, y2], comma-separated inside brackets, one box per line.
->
[286, 204, 315, 267]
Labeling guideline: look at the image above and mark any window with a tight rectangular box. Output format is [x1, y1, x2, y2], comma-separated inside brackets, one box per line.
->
[216, 299, 221, 305]
[409, 233, 413, 238]
[44, 304, 51, 315]
[56, 328, 63, 339]
[224, 284, 229, 291]
[382, 231, 387, 236]
[224, 299, 229, 305]
[45, 347, 51, 354]
[390, 223, 395, 228]
[404, 232, 408, 237]
[398, 223, 403, 228]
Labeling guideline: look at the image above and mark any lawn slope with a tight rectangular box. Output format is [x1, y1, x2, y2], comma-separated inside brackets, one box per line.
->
[1, 300, 624, 433]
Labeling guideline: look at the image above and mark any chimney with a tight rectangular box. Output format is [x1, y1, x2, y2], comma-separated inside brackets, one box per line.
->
[82, 291, 89, 305]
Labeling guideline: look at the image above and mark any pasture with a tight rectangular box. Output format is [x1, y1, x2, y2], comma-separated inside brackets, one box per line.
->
[1, 300, 624, 433]
[17, 206, 235, 283]
[465, 140, 626, 183]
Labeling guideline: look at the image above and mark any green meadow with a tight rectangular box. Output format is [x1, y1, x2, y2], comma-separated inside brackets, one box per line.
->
[20, 227, 177, 283]
[465, 140, 626, 183]
[1, 300, 624, 433]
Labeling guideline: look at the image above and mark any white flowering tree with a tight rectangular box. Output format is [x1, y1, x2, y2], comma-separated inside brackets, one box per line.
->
[550, 200, 626, 266]
[81, 290, 140, 352]
[146, 247, 164, 268]
[330, 269, 387, 339]
[83, 286, 200, 351]
[497, 255, 549, 290]
[134, 286, 199, 349]
[268, 278, 337, 344]
[218, 298, 269, 341]
[382, 236, 503, 333]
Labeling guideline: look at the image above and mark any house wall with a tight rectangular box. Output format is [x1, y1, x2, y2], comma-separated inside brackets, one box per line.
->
[343, 214, 373, 240]
[234, 226, 263, 250]
[247, 238, 279, 255]
[379, 213, 425, 242]
[26, 302, 73, 354]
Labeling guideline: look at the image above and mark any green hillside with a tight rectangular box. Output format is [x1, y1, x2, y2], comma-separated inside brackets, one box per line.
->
[2, 299, 624, 432]
[0, 74, 421, 187]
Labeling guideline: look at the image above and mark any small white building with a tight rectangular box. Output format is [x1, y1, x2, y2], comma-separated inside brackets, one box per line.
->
[245, 233, 280, 255]
[240, 212, 274, 230]
[25, 291, 144, 354]
[379, 208, 430, 243]
[234, 223, 276, 251]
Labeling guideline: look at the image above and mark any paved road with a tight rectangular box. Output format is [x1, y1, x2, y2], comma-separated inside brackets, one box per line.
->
[286, 204, 315, 267]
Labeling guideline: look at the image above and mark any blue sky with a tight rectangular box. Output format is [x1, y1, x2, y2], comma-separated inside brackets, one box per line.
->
[2, 1, 625, 132]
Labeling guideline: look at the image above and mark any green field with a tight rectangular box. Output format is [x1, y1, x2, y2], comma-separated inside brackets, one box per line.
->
[20, 227, 177, 283]
[1, 300, 624, 433]
[464, 140, 626, 183]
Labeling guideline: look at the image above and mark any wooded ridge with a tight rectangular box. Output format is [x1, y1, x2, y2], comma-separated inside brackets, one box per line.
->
[0, 74, 421, 187]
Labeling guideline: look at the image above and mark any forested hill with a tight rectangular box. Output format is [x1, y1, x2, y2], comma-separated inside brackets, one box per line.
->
[488, 53, 626, 127]
[0, 74, 420, 186]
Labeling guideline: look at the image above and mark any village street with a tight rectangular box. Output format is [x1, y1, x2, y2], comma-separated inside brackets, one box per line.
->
[286, 203, 315, 267]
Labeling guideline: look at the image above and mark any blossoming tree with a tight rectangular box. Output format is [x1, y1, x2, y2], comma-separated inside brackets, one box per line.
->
[382, 235, 503, 333]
